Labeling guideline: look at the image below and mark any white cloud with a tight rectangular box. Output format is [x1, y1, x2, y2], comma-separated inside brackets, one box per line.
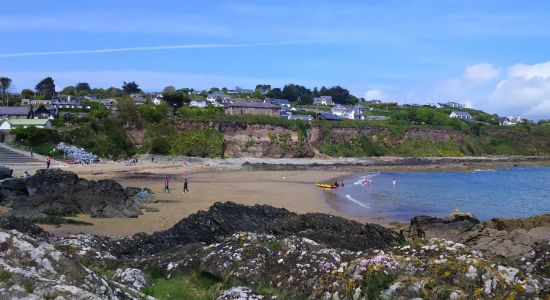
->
[0, 40, 324, 58]
[363, 89, 384, 100]
[490, 61, 550, 118]
[464, 63, 500, 83]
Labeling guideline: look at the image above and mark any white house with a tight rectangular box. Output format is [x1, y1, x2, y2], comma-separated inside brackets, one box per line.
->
[342, 107, 365, 120]
[330, 104, 346, 116]
[152, 95, 163, 105]
[449, 111, 472, 120]
[313, 96, 334, 106]
[190, 100, 207, 108]
[207, 91, 231, 104]
[499, 116, 523, 126]
[0, 118, 52, 130]
[446, 102, 464, 109]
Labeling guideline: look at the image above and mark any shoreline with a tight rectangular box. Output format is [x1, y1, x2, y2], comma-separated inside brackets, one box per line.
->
[2, 156, 549, 237]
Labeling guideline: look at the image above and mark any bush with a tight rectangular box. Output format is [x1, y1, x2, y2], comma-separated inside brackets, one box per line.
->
[170, 129, 224, 158]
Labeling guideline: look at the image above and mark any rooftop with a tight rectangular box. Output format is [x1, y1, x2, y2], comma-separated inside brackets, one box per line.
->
[229, 101, 279, 109]
[8, 119, 50, 126]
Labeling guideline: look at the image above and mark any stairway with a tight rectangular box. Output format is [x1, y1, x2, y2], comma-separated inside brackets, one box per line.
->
[0, 143, 42, 166]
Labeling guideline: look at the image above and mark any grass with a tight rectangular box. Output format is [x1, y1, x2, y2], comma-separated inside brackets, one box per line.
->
[141, 271, 228, 300]
[0, 270, 11, 282]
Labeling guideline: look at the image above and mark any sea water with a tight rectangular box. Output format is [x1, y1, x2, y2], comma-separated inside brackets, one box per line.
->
[329, 166, 550, 222]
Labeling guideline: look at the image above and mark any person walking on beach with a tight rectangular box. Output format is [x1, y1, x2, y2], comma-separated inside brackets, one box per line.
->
[151, 155, 155, 163]
[183, 178, 189, 193]
[46, 156, 51, 169]
[164, 177, 170, 193]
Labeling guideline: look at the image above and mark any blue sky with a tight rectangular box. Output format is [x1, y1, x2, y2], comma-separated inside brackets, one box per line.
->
[2, 0, 550, 118]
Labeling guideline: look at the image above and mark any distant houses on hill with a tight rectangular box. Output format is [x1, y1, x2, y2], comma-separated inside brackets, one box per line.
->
[449, 111, 472, 120]
[313, 96, 334, 106]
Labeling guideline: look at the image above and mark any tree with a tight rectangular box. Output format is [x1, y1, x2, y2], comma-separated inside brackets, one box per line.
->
[122, 81, 141, 94]
[63, 86, 76, 96]
[35, 77, 56, 99]
[21, 89, 35, 99]
[163, 92, 189, 108]
[208, 87, 220, 93]
[162, 85, 176, 94]
[282, 84, 312, 104]
[322, 86, 357, 105]
[105, 87, 123, 98]
[75, 82, 91, 94]
[266, 88, 283, 98]
[0, 77, 12, 105]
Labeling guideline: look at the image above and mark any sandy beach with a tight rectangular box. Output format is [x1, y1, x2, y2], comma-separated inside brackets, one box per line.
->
[29, 161, 352, 236]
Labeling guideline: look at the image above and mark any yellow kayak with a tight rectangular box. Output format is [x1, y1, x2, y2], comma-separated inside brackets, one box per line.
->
[315, 183, 338, 189]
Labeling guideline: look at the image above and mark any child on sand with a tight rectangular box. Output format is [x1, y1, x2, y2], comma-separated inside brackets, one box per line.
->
[164, 177, 170, 193]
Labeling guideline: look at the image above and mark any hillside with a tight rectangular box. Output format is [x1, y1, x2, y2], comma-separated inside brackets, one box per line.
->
[9, 102, 550, 159]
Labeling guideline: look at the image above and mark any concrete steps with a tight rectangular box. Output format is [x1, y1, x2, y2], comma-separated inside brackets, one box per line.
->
[0, 143, 42, 166]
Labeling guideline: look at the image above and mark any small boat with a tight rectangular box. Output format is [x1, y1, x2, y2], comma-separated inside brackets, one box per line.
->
[315, 183, 338, 189]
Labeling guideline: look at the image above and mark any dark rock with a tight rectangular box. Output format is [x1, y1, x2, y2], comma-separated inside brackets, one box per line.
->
[112, 202, 402, 257]
[0, 215, 49, 238]
[269, 213, 403, 251]
[408, 210, 480, 241]
[0, 168, 148, 220]
[0, 165, 13, 180]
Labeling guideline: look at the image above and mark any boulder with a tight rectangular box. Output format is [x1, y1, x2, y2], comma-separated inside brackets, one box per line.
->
[217, 287, 272, 300]
[0, 165, 12, 180]
[113, 268, 149, 290]
[408, 210, 480, 241]
[269, 213, 403, 251]
[0, 169, 151, 219]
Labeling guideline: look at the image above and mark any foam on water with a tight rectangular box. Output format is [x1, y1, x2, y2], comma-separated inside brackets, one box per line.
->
[345, 194, 370, 208]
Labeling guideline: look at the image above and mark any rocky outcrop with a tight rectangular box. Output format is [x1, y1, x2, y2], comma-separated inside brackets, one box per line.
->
[408, 210, 550, 261]
[0, 229, 129, 299]
[113, 202, 403, 256]
[0, 169, 154, 220]
[269, 213, 401, 251]
[408, 210, 481, 241]
[216, 287, 273, 300]
[0, 165, 12, 180]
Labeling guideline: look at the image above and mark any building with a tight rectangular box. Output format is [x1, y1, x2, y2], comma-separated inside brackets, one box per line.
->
[88, 98, 116, 110]
[152, 95, 163, 105]
[0, 106, 32, 119]
[32, 105, 55, 119]
[499, 116, 523, 126]
[289, 114, 313, 121]
[264, 98, 291, 108]
[21, 99, 52, 106]
[225, 101, 281, 117]
[52, 96, 92, 110]
[446, 102, 464, 109]
[313, 96, 334, 106]
[342, 107, 365, 120]
[190, 100, 207, 108]
[207, 91, 231, 104]
[130, 94, 146, 105]
[0, 118, 52, 130]
[317, 112, 343, 121]
[449, 111, 472, 120]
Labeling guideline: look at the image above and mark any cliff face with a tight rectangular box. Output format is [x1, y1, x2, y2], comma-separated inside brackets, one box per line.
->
[130, 121, 549, 158]
[138, 121, 470, 158]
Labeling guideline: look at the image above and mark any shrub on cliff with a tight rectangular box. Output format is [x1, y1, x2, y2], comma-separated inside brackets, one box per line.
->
[170, 129, 224, 157]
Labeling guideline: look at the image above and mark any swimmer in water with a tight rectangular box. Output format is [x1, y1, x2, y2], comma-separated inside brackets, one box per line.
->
[392, 178, 396, 187]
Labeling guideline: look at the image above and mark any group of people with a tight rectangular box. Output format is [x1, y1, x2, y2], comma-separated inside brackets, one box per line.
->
[333, 181, 345, 188]
[163, 177, 190, 194]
